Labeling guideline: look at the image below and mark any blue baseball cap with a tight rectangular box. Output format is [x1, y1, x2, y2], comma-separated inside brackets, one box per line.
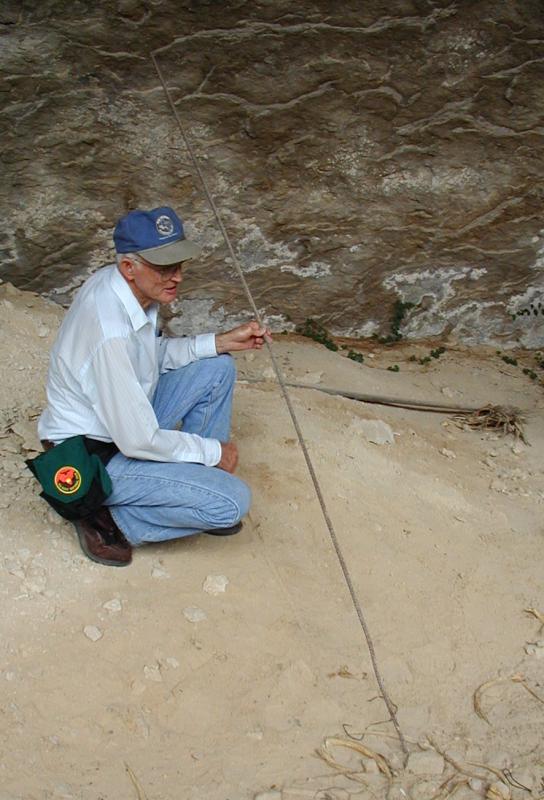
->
[113, 207, 201, 265]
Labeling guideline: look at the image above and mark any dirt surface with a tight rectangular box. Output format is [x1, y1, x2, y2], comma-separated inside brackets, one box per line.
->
[0, 281, 543, 800]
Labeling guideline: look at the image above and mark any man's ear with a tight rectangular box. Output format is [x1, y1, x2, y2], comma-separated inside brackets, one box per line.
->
[118, 256, 135, 282]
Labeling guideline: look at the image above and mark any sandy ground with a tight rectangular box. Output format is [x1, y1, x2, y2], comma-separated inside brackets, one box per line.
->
[0, 280, 543, 800]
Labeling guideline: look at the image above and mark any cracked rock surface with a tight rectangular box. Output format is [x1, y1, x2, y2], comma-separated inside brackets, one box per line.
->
[1, 0, 543, 345]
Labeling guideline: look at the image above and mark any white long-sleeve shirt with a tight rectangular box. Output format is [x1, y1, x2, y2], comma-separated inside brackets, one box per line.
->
[38, 265, 222, 467]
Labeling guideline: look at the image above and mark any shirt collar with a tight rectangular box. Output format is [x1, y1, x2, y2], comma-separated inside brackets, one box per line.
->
[109, 265, 158, 331]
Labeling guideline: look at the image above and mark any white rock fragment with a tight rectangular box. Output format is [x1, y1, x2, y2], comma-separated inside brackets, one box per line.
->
[244, 352, 256, 362]
[143, 664, 162, 682]
[103, 598, 122, 613]
[183, 606, 207, 623]
[525, 640, 544, 658]
[262, 366, 276, 380]
[511, 441, 526, 455]
[441, 386, 454, 398]
[354, 418, 395, 445]
[439, 448, 456, 459]
[203, 574, 229, 595]
[469, 778, 485, 793]
[165, 657, 180, 669]
[83, 625, 103, 642]
[151, 563, 169, 579]
[254, 792, 281, 800]
[406, 750, 445, 775]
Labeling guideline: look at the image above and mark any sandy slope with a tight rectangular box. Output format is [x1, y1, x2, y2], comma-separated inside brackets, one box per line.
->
[0, 281, 542, 800]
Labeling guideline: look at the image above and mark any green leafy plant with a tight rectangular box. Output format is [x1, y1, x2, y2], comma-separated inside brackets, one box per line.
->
[430, 346, 446, 359]
[523, 368, 538, 380]
[409, 346, 446, 366]
[374, 300, 415, 344]
[387, 364, 400, 372]
[296, 318, 338, 351]
[347, 350, 364, 364]
[501, 355, 518, 367]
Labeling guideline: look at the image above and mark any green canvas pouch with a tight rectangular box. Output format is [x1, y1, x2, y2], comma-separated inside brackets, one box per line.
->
[26, 435, 113, 521]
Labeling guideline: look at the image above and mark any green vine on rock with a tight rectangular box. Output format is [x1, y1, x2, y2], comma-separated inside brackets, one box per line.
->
[374, 300, 416, 344]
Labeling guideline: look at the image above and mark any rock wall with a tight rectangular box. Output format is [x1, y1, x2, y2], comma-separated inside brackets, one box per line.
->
[1, 0, 543, 346]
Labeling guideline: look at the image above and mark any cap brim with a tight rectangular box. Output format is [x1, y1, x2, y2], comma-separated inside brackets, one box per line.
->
[137, 238, 201, 265]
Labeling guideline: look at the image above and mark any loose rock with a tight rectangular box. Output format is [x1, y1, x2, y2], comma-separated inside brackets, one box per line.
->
[143, 664, 162, 682]
[183, 606, 207, 623]
[203, 574, 229, 595]
[83, 625, 103, 642]
[440, 448, 456, 459]
[524, 641, 544, 658]
[102, 598, 122, 612]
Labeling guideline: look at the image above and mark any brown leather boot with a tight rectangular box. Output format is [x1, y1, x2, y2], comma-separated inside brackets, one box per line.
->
[74, 508, 132, 567]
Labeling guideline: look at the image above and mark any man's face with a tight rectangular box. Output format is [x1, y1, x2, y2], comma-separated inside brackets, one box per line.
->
[122, 255, 185, 308]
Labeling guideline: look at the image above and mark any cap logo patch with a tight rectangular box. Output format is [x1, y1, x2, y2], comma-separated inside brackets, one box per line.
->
[156, 215, 175, 238]
[54, 466, 82, 495]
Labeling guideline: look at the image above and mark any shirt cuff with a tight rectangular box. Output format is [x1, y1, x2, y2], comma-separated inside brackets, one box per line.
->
[194, 333, 218, 360]
[202, 437, 222, 467]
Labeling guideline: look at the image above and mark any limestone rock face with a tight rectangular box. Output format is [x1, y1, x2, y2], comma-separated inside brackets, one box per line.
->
[1, 0, 543, 346]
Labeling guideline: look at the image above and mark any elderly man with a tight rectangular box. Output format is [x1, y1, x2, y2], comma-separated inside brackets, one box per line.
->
[38, 206, 268, 567]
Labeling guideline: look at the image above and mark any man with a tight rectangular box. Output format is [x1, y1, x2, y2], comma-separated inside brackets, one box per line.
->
[38, 206, 269, 567]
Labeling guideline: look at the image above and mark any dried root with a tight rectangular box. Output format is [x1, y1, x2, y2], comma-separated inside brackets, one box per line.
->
[473, 672, 544, 725]
[525, 607, 544, 631]
[316, 736, 393, 784]
[452, 405, 528, 444]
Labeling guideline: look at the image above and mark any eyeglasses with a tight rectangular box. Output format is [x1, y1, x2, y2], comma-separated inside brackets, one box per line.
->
[134, 255, 184, 280]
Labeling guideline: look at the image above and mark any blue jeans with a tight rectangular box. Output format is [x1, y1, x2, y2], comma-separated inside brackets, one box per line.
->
[105, 355, 251, 546]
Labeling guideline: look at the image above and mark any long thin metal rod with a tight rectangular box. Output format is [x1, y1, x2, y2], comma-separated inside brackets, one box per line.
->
[152, 52, 409, 757]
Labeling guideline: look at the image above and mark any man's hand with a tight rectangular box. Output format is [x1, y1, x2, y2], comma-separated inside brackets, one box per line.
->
[215, 321, 271, 354]
[216, 441, 239, 473]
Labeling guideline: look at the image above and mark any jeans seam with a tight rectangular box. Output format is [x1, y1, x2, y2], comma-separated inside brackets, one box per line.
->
[107, 474, 244, 518]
